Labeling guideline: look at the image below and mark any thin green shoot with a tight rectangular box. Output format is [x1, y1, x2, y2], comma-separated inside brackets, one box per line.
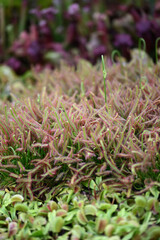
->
[100, 139, 124, 176]
[111, 49, 125, 76]
[138, 38, 146, 88]
[111, 49, 121, 64]
[60, 102, 77, 136]
[82, 126, 89, 148]
[54, 109, 63, 130]
[101, 55, 107, 106]
[81, 81, 85, 97]
[10, 107, 23, 131]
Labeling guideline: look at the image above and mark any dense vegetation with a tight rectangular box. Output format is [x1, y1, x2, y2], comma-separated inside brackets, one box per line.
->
[0, 51, 160, 239]
[0, 0, 160, 239]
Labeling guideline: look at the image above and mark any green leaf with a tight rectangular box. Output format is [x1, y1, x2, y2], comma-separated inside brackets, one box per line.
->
[0, 206, 9, 217]
[77, 209, 88, 225]
[15, 203, 28, 213]
[57, 232, 70, 240]
[71, 224, 84, 239]
[122, 229, 139, 240]
[52, 217, 64, 233]
[30, 230, 44, 237]
[84, 205, 97, 216]
[64, 209, 77, 222]
[33, 216, 47, 229]
[140, 212, 152, 234]
[11, 194, 24, 203]
[149, 186, 159, 199]
[147, 226, 160, 239]
[44, 52, 61, 64]
[89, 180, 97, 190]
[95, 176, 102, 186]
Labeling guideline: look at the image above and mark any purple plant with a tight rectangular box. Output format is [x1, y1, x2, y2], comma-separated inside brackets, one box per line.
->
[67, 3, 80, 20]
[1, 1, 160, 74]
[114, 33, 133, 60]
[41, 7, 57, 21]
[26, 41, 42, 63]
[5, 57, 22, 73]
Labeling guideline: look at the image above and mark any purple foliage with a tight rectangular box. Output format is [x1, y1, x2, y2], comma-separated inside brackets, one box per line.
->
[1, 1, 160, 74]
[93, 45, 107, 63]
[68, 3, 80, 17]
[136, 18, 151, 35]
[30, 8, 41, 18]
[41, 7, 57, 21]
[114, 33, 133, 48]
[26, 41, 42, 63]
[66, 23, 79, 45]
[5, 57, 25, 74]
[114, 33, 133, 60]
[39, 20, 51, 35]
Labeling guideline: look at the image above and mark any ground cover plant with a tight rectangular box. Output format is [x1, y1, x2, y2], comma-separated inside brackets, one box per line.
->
[0, 186, 160, 240]
[0, 47, 160, 239]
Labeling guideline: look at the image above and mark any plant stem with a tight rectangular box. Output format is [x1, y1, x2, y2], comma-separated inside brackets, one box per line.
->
[101, 55, 107, 106]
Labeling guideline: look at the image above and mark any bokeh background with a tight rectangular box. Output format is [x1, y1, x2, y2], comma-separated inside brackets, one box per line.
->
[0, 0, 159, 75]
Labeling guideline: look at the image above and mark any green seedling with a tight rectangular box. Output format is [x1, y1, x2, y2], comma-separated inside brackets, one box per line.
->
[138, 37, 146, 88]
[101, 55, 107, 106]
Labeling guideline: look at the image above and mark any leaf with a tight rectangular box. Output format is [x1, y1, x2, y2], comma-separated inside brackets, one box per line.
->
[122, 229, 139, 240]
[0, 206, 10, 217]
[149, 186, 159, 199]
[71, 224, 84, 239]
[95, 218, 107, 234]
[95, 176, 102, 186]
[44, 52, 61, 64]
[64, 209, 77, 222]
[33, 216, 47, 229]
[84, 205, 97, 216]
[140, 211, 152, 234]
[135, 196, 147, 208]
[147, 226, 160, 239]
[56, 209, 67, 217]
[106, 204, 118, 219]
[15, 203, 28, 212]
[8, 222, 18, 237]
[77, 209, 88, 225]
[46, 201, 58, 211]
[11, 194, 24, 203]
[89, 180, 98, 190]
[30, 230, 44, 237]
[52, 217, 64, 233]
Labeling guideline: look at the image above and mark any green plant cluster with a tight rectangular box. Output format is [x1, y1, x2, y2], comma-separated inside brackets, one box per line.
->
[0, 186, 160, 240]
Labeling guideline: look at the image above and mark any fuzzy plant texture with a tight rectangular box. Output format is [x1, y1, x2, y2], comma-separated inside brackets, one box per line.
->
[0, 49, 160, 239]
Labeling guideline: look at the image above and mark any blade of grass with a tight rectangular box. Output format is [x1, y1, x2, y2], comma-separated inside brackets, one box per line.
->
[53, 109, 63, 130]
[10, 107, 23, 131]
[60, 102, 77, 136]
[81, 81, 85, 97]
[82, 126, 89, 148]
[101, 55, 107, 109]
[114, 90, 141, 158]
[138, 38, 146, 88]
[100, 139, 123, 175]
[0, 121, 10, 139]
